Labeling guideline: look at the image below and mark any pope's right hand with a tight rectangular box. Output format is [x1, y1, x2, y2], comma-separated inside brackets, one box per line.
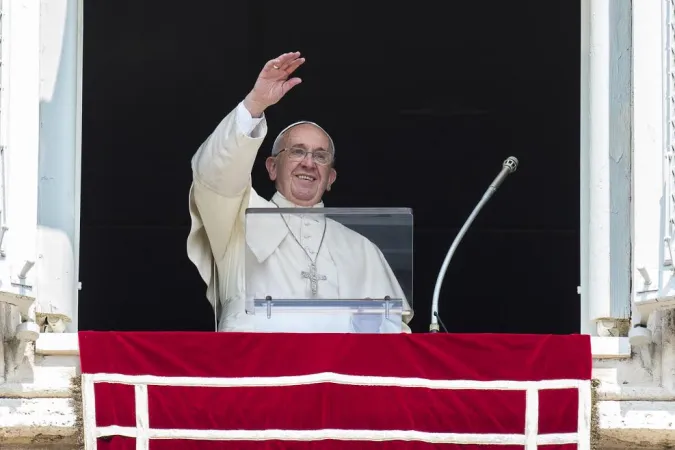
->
[243, 52, 305, 118]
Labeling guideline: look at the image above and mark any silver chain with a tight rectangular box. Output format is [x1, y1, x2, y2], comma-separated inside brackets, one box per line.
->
[270, 200, 327, 263]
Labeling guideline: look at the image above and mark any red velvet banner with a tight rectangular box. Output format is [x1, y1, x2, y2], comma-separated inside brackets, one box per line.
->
[78, 332, 591, 450]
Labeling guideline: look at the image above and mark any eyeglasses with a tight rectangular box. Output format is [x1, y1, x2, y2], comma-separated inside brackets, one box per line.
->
[279, 147, 333, 165]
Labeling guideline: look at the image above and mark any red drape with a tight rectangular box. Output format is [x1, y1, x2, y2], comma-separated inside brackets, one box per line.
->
[78, 332, 591, 450]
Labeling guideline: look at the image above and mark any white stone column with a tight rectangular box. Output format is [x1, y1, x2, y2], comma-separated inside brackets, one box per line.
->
[3, 0, 40, 297]
[629, 0, 666, 344]
[0, 0, 43, 381]
[36, 0, 82, 332]
[580, 0, 632, 335]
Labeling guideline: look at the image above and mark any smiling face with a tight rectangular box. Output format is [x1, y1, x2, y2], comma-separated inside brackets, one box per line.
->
[265, 123, 337, 206]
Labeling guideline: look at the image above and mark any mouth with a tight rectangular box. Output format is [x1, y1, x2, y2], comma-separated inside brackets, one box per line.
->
[294, 174, 317, 182]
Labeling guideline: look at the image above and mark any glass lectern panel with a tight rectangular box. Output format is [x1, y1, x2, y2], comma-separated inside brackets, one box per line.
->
[243, 207, 413, 333]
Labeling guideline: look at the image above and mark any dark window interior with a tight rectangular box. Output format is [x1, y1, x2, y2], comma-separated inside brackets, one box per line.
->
[80, 1, 580, 334]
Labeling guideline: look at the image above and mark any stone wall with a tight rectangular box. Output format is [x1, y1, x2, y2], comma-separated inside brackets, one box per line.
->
[2, 324, 675, 449]
[0, 307, 79, 448]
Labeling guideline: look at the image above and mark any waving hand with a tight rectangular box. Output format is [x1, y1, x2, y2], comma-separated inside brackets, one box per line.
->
[244, 52, 305, 117]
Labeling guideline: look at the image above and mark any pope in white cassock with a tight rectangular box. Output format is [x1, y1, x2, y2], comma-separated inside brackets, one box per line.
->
[187, 52, 413, 333]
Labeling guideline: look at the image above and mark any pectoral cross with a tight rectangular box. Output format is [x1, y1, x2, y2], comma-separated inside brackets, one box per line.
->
[302, 263, 327, 296]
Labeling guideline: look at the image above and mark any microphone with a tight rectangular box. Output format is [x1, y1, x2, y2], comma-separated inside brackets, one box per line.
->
[489, 156, 519, 191]
[429, 156, 519, 332]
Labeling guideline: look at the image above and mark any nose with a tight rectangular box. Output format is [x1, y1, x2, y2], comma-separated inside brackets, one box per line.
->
[300, 153, 317, 168]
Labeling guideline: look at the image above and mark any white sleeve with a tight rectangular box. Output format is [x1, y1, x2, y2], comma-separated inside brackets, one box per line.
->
[188, 102, 269, 262]
[191, 102, 268, 197]
[234, 101, 265, 138]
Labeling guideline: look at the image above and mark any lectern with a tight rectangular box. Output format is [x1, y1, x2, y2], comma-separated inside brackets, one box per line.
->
[242, 206, 414, 333]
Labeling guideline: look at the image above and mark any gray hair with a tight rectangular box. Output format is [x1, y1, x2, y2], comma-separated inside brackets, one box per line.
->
[271, 121, 336, 157]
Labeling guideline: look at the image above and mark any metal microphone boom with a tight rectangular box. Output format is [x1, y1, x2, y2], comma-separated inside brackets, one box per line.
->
[429, 156, 519, 332]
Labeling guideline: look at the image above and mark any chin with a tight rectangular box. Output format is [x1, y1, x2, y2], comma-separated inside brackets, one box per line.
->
[291, 191, 321, 205]
[293, 194, 318, 204]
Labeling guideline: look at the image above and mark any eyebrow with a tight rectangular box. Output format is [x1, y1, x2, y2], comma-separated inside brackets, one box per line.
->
[290, 143, 329, 152]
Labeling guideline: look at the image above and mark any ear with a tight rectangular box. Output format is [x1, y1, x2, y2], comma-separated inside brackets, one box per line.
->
[265, 156, 278, 181]
[327, 168, 337, 189]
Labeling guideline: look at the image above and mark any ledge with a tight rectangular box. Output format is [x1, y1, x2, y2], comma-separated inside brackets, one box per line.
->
[0, 290, 35, 316]
[598, 400, 675, 448]
[594, 382, 675, 401]
[33, 334, 630, 358]
[0, 366, 76, 399]
[591, 336, 631, 359]
[635, 276, 675, 324]
[1, 333, 79, 399]
[0, 398, 78, 445]
[35, 332, 79, 356]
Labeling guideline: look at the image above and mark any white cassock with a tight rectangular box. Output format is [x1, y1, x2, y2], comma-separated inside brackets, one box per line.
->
[187, 102, 414, 333]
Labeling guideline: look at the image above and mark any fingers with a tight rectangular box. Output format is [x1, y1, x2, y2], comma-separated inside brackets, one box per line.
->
[282, 77, 302, 95]
[263, 58, 281, 73]
[284, 57, 305, 75]
[264, 51, 302, 73]
[277, 51, 301, 69]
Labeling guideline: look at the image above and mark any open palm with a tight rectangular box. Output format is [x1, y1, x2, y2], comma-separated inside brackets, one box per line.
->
[249, 52, 305, 108]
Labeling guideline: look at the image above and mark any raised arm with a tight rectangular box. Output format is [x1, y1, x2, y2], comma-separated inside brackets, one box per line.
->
[190, 52, 305, 260]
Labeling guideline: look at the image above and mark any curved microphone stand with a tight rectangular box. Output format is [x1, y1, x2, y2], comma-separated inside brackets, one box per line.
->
[429, 157, 519, 332]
